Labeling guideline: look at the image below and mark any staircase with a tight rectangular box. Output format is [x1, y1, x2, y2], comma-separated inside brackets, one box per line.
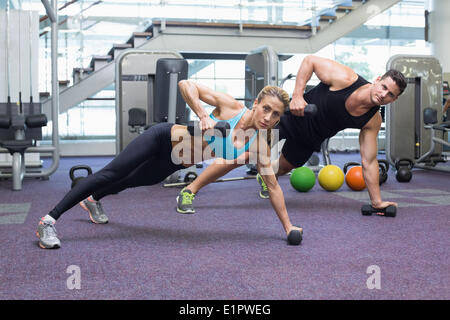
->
[41, 0, 400, 119]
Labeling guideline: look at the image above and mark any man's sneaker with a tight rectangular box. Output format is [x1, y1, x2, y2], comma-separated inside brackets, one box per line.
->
[36, 220, 61, 249]
[256, 173, 269, 199]
[79, 197, 109, 224]
[176, 188, 196, 214]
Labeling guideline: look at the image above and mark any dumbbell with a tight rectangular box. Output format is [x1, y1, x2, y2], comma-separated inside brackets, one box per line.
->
[361, 204, 396, 217]
[287, 227, 303, 245]
[187, 120, 230, 137]
[285, 104, 318, 117]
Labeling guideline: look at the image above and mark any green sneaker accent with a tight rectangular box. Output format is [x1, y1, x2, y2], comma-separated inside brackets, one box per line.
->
[256, 173, 269, 199]
[176, 188, 196, 214]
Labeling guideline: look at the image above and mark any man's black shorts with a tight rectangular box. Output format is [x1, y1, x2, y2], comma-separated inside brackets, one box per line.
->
[280, 138, 315, 168]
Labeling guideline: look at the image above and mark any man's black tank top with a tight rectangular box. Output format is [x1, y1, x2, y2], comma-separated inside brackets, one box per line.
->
[278, 75, 380, 151]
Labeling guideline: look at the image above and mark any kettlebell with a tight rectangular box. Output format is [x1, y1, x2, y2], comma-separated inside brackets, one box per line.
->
[343, 162, 361, 174]
[183, 171, 198, 183]
[378, 160, 389, 185]
[395, 159, 413, 183]
[69, 165, 93, 189]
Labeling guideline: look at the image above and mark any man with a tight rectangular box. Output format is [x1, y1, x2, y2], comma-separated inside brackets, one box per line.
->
[177, 55, 407, 214]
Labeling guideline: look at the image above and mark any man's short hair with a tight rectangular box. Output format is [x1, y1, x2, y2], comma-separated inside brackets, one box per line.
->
[381, 69, 407, 96]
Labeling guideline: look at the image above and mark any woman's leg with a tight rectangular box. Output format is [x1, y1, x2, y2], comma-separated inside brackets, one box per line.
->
[37, 124, 180, 249]
[92, 155, 181, 200]
[48, 124, 169, 221]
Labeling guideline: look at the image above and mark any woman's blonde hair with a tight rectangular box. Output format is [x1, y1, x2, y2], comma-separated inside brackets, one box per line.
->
[256, 85, 290, 111]
[255, 85, 290, 147]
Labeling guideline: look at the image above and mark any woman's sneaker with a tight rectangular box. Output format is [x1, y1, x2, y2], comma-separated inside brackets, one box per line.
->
[36, 220, 61, 249]
[176, 188, 196, 214]
[256, 173, 270, 199]
[79, 197, 109, 224]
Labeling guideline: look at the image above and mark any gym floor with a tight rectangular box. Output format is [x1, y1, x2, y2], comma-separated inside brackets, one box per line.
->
[0, 153, 449, 300]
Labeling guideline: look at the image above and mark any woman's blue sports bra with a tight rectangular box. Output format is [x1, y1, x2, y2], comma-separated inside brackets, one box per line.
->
[204, 107, 258, 160]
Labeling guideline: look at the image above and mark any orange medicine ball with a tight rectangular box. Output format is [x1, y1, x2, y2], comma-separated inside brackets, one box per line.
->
[345, 166, 366, 191]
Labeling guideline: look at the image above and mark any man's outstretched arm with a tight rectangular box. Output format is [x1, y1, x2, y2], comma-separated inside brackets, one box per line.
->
[359, 112, 397, 210]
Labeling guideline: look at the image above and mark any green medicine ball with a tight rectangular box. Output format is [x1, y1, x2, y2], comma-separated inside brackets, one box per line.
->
[290, 166, 316, 192]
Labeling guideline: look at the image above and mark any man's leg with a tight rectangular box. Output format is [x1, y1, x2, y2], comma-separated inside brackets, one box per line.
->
[80, 158, 161, 224]
[177, 159, 243, 214]
[273, 153, 296, 177]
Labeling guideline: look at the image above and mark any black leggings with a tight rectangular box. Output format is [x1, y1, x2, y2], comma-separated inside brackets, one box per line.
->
[49, 123, 183, 220]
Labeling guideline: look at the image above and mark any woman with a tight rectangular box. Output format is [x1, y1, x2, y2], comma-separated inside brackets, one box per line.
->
[37, 80, 302, 249]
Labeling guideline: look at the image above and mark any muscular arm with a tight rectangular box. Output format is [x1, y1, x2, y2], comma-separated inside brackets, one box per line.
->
[257, 139, 295, 234]
[444, 99, 450, 113]
[359, 113, 397, 209]
[359, 113, 382, 205]
[178, 80, 242, 121]
[178, 80, 246, 192]
[290, 55, 358, 115]
[293, 55, 357, 95]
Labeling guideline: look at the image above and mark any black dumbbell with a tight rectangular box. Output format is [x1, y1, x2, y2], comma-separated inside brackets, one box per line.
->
[361, 204, 396, 217]
[187, 120, 230, 137]
[395, 158, 413, 183]
[378, 159, 389, 185]
[69, 165, 92, 189]
[285, 104, 318, 117]
[287, 227, 303, 245]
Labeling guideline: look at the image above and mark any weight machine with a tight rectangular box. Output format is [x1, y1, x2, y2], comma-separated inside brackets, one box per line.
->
[0, 2, 60, 190]
[385, 55, 450, 177]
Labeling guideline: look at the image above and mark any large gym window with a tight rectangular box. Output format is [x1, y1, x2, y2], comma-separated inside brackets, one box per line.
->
[187, 60, 245, 119]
